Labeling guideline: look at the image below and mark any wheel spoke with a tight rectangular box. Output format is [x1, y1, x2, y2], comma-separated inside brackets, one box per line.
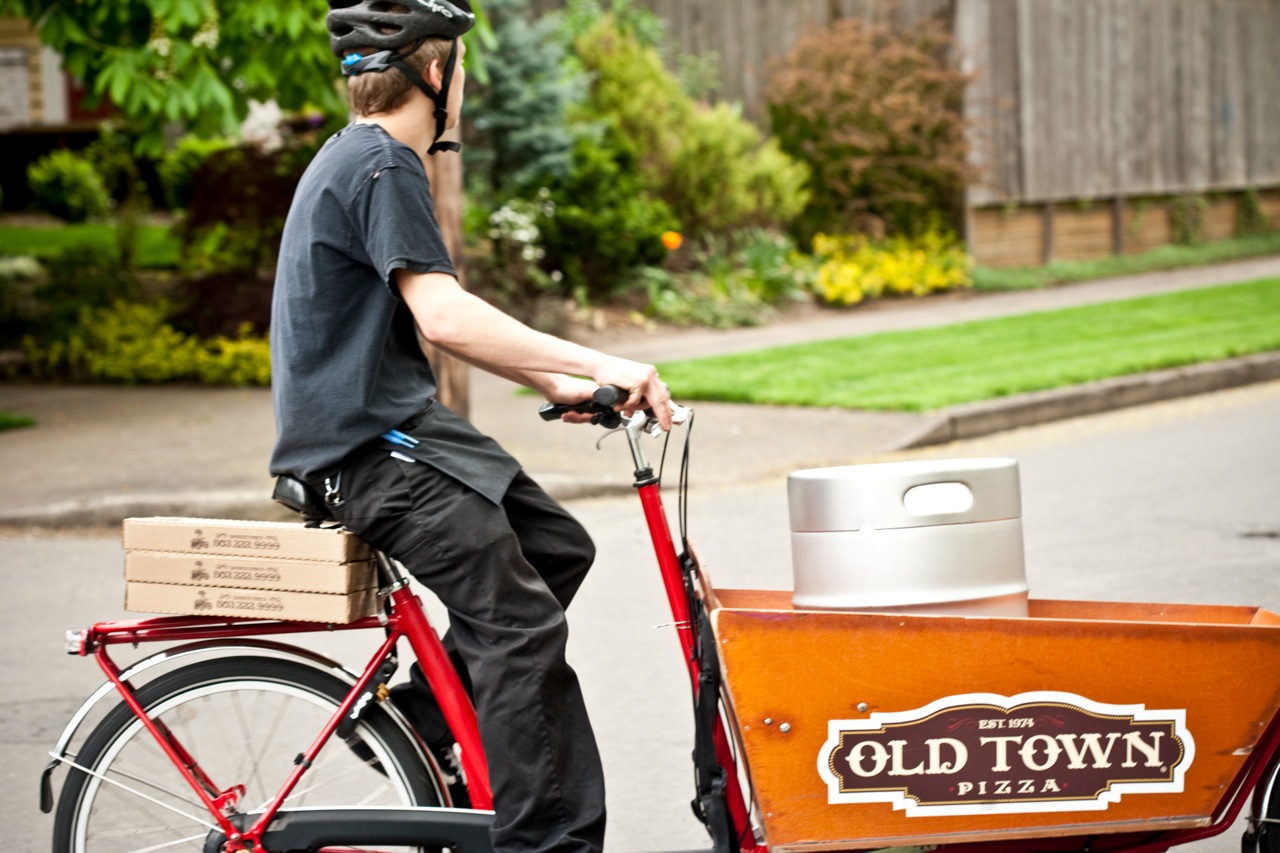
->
[84, 826, 207, 847]
[84, 748, 209, 811]
[51, 751, 218, 830]
[55, 658, 436, 853]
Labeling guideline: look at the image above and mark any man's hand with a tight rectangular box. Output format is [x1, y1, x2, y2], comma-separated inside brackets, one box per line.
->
[544, 376, 600, 425]
[590, 357, 673, 431]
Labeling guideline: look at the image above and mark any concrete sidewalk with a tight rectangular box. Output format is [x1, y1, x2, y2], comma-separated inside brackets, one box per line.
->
[1, 256, 1278, 526]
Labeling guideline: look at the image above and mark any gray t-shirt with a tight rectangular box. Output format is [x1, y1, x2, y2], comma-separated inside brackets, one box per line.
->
[270, 123, 517, 501]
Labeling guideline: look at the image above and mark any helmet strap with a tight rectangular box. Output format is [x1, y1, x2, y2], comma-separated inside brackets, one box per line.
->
[392, 39, 461, 155]
[343, 39, 463, 155]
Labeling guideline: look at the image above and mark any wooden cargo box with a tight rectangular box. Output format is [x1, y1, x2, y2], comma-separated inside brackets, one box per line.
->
[708, 589, 1280, 851]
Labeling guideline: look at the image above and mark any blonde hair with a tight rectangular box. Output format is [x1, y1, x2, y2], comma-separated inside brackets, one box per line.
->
[346, 37, 455, 117]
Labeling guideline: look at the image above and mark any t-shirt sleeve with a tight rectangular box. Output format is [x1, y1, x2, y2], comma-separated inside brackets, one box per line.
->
[361, 161, 458, 296]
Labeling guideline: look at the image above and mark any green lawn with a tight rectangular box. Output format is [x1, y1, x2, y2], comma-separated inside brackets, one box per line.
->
[658, 278, 1280, 411]
[0, 224, 180, 268]
[0, 411, 35, 431]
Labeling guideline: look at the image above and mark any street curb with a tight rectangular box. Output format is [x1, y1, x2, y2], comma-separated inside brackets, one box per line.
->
[903, 351, 1280, 448]
[0, 490, 296, 528]
[2, 353, 1277, 527]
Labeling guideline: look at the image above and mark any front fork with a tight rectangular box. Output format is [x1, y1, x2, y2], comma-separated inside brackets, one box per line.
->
[622, 412, 763, 853]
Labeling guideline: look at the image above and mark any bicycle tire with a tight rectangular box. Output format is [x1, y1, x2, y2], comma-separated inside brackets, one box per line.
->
[53, 656, 442, 853]
[1256, 760, 1280, 853]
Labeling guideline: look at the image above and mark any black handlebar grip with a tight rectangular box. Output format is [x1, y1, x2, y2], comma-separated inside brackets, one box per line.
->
[593, 385, 628, 407]
[539, 402, 568, 421]
[540, 385, 630, 424]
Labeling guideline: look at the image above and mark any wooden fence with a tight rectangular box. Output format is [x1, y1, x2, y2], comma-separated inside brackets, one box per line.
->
[962, 0, 1280, 206]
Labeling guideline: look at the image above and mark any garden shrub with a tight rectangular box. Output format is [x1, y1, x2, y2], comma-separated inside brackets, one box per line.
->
[27, 149, 111, 223]
[697, 228, 812, 303]
[571, 16, 689, 192]
[811, 227, 971, 306]
[573, 16, 808, 239]
[23, 301, 271, 387]
[669, 103, 810, 236]
[31, 245, 140, 341]
[462, 0, 809, 307]
[173, 143, 309, 337]
[470, 194, 561, 316]
[195, 326, 273, 387]
[461, 0, 587, 311]
[534, 128, 677, 300]
[641, 266, 771, 329]
[84, 125, 165, 270]
[768, 14, 975, 240]
[84, 125, 146, 206]
[0, 256, 44, 349]
[159, 135, 237, 210]
[25, 301, 202, 383]
[179, 144, 304, 278]
[560, 0, 666, 51]
[641, 229, 813, 328]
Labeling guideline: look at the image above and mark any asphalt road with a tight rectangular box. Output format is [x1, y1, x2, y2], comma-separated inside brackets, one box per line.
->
[2, 381, 1278, 852]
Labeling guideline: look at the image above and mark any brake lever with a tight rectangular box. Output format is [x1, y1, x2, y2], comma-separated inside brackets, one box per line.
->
[644, 403, 692, 437]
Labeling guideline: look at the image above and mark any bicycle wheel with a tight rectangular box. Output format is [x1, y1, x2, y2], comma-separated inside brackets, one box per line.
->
[53, 656, 442, 853]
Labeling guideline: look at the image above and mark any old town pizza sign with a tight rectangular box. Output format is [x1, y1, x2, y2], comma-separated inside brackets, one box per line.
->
[819, 692, 1194, 816]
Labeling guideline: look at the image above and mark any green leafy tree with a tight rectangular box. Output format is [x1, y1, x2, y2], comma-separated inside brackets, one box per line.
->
[0, 0, 343, 153]
[463, 0, 581, 198]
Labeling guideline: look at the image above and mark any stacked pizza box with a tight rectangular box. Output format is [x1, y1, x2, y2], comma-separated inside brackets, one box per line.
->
[122, 517, 379, 623]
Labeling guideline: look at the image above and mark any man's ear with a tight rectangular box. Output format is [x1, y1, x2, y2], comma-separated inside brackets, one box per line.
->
[424, 57, 444, 93]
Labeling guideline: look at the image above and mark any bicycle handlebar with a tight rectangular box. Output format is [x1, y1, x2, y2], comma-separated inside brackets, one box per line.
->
[538, 384, 631, 429]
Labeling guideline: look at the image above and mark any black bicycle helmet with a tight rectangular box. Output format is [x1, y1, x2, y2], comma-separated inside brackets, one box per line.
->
[327, 0, 476, 153]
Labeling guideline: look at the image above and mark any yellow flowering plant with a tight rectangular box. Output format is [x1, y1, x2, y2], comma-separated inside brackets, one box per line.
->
[812, 227, 972, 306]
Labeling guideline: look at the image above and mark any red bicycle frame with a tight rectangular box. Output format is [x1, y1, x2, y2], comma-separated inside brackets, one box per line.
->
[72, 558, 494, 849]
[58, 405, 763, 852]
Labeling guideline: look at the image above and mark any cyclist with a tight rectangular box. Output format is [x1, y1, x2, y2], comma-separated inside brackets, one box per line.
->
[269, 2, 673, 852]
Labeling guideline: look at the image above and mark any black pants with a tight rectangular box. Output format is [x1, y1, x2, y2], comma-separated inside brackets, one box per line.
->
[323, 449, 604, 853]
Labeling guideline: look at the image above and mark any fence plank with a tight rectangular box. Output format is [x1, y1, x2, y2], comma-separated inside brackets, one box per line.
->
[958, 0, 996, 204]
[990, 0, 1023, 201]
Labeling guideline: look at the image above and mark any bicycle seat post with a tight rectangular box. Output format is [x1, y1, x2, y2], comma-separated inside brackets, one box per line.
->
[374, 550, 412, 592]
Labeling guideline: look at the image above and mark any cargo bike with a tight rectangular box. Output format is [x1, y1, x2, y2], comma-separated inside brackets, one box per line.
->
[39, 388, 1280, 853]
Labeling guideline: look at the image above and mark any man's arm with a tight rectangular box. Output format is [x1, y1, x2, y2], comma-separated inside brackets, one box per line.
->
[425, 340, 601, 415]
[398, 270, 673, 428]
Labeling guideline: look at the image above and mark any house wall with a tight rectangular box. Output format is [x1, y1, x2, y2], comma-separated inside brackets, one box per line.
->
[0, 17, 42, 129]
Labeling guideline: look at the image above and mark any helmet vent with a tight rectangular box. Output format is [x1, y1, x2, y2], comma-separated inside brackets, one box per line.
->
[327, 0, 475, 57]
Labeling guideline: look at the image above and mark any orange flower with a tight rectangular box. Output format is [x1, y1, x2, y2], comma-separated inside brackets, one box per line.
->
[661, 231, 683, 251]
